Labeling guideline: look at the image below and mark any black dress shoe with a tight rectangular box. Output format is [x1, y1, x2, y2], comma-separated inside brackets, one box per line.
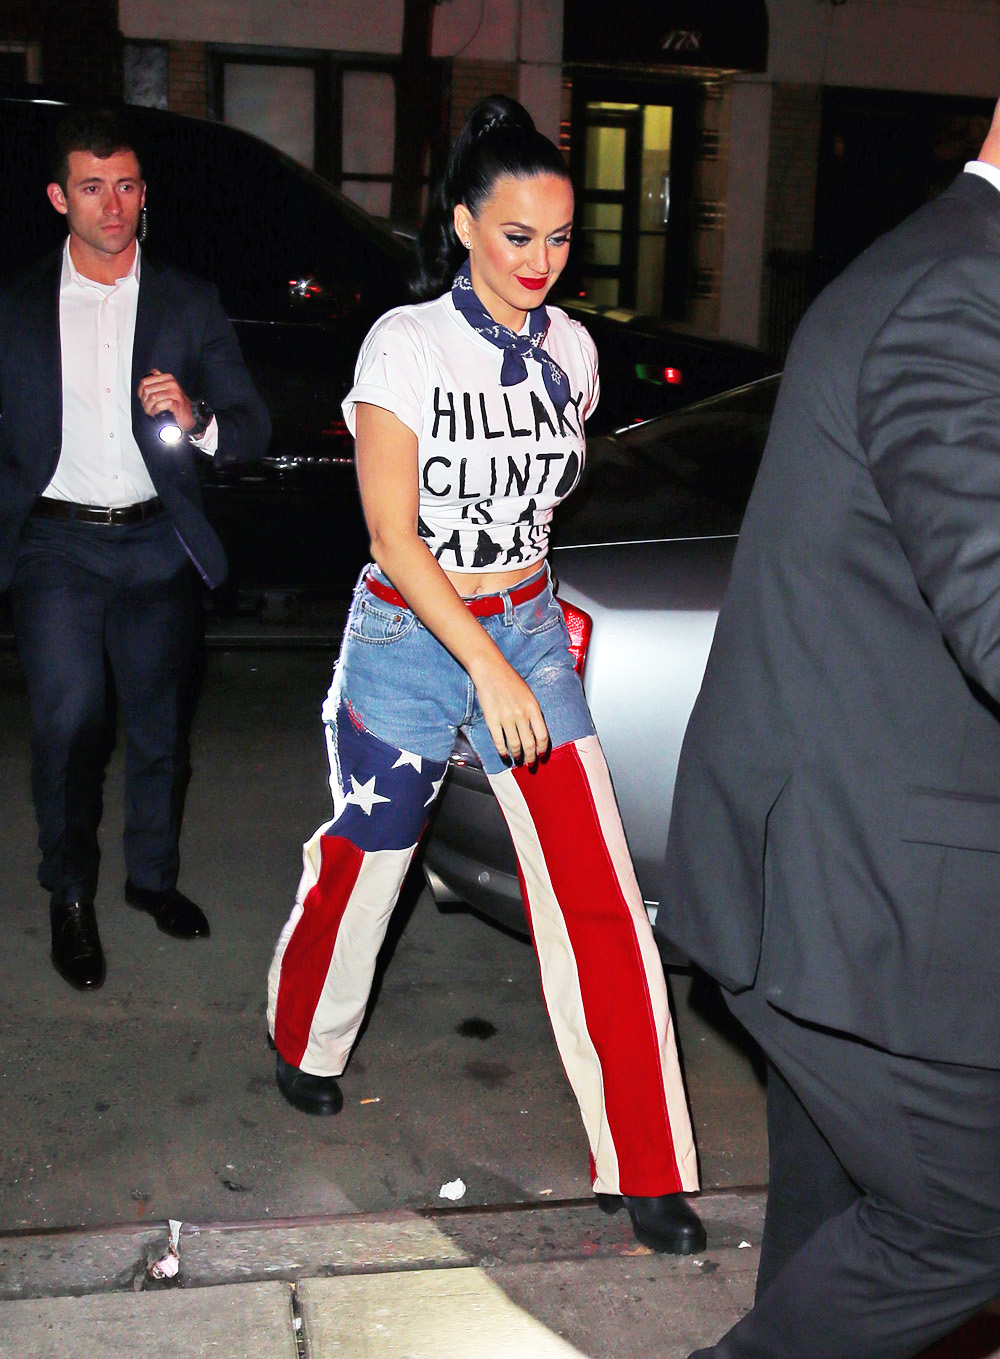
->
[599, 1192, 707, 1254]
[275, 1053, 343, 1116]
[50, 899, 106, 991]
[125, 879, 210, 939]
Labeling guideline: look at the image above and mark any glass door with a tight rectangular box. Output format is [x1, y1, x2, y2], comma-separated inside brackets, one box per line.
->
[578, 101, 673, 313]
[580, 103, 641, 308]
[568, 79, 696, 320]
[636, 105, 673, 315]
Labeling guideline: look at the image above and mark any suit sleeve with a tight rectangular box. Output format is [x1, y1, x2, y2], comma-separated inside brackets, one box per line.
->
[858, 253, 1000, 702]
[193, 283, 271, 468]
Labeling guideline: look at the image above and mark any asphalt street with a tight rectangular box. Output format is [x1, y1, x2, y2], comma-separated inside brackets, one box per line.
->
[0, 643, 767, 1233]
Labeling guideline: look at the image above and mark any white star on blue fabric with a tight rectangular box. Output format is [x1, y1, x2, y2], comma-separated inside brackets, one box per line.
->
[345, 774, 391, 816]
[424, 774, 446, 808]
[392, 750, 423, 773]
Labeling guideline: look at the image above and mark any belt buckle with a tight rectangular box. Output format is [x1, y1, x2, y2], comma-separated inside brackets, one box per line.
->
[104, 506, 116, 525]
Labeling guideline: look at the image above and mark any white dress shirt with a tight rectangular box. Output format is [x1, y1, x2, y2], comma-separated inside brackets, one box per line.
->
[963, 159, 1000, 196]
[44, 239, 217, 508]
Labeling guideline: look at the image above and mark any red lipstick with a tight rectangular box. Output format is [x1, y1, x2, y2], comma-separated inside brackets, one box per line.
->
[515, 275, 548, 291]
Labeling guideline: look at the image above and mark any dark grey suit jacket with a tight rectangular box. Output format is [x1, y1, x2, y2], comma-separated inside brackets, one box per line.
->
[660, 171, 1000, 1067]
[0, 248, 271, 590]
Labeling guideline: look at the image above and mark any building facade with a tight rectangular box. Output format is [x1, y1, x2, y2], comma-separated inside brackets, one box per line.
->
[0, 0, 121, 103]
[559, 0, 1000, 352]
[115, 0, 563, 228]
[6, 1, 1000, 356]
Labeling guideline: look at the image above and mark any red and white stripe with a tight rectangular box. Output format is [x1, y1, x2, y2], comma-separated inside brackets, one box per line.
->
[267, 820, 415, 1076]
[489, 735, 699, 1196]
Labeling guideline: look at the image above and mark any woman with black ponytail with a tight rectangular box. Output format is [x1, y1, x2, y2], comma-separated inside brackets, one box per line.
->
[267, 95, 705, 1254]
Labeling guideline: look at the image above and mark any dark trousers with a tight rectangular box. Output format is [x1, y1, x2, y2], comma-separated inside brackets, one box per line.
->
[10, 514, 201, 905]
[689, 983, 1000, 1359]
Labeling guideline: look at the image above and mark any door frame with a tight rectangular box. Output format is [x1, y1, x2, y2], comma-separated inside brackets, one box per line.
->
[567, 73, 699, 319]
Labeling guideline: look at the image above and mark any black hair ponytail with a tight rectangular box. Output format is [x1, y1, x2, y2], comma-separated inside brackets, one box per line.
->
[410, 94, 570, 301]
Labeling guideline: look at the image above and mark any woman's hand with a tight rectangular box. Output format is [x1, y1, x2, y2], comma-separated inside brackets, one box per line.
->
[468, 651, 550, 766]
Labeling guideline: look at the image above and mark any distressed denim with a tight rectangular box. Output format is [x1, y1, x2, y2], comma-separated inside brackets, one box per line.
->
[322, 562, 596, 775]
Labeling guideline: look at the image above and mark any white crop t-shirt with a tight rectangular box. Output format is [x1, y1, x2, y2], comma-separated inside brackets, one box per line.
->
[343, 292, 600, 572]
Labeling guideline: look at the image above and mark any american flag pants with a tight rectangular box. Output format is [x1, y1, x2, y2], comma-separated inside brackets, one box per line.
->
[267, 699, 698, 1196]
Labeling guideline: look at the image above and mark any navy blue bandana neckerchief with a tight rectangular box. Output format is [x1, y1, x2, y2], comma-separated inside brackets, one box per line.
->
[451, 260, 571, 414]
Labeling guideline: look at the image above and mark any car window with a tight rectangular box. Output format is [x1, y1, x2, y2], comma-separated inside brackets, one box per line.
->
[131, 109, 410, 325]
[552, 376, 779, 546]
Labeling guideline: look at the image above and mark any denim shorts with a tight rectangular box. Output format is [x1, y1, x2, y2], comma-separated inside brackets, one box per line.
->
[323, 562, 596, 776]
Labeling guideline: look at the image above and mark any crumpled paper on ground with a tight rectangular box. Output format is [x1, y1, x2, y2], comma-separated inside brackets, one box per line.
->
[149, 1219, 182, 1280]
[439, 1178, 466, 1201]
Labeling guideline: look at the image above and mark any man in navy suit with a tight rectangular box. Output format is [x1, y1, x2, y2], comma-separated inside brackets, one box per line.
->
[0, 108, 270, 990]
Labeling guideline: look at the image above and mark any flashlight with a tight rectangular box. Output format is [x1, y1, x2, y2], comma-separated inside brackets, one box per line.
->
[156, 412, 184, 444]
[143, 369, 185, 444]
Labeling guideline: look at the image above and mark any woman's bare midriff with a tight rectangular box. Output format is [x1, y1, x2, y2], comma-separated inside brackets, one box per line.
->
[443, 562, 542, 598]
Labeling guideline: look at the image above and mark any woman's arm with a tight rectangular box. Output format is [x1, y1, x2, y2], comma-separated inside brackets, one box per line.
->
[355, 402, 549, 765]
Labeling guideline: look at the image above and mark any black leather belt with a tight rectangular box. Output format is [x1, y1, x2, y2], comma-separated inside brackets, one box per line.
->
[31, 496, 164, 526]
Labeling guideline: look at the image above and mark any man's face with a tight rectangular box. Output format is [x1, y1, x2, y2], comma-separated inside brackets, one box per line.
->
[46, 149, 146, 264]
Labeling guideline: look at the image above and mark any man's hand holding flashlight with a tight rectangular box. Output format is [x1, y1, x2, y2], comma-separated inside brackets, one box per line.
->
[138, 368, 195, 432]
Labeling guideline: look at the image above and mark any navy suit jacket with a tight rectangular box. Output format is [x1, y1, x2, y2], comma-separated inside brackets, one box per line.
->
[660, 171, 1000, 1067]
[0, 247, 271, 590]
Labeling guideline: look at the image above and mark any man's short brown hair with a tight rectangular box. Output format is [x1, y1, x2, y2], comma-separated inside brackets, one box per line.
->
[49, 107, 141, 190]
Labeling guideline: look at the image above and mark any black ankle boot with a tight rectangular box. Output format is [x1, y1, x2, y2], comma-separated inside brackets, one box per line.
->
[599, 1192, 707, 1254]
[275, 1052, 343, 1116]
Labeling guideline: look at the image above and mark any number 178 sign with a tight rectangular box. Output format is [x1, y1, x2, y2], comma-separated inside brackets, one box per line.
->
[563, 1, 767, 73]
[662, 30, 702, 53]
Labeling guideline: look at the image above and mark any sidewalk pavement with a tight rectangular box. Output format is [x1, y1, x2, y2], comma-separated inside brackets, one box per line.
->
[0, 1191, 764, 1358]
[6, 1193, 999, 1359]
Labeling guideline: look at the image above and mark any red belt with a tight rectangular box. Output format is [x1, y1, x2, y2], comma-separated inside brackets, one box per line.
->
[364, 569, 547, 617]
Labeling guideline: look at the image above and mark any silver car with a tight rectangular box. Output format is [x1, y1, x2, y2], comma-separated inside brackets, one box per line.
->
[422, 376, 778, 943]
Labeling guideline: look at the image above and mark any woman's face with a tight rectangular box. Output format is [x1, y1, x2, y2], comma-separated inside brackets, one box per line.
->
[454, 172, 574, 330]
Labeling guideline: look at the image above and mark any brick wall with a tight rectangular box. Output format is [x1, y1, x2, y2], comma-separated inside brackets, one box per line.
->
[763, 83, 823, 256]
[167, 42, 207, 119]
[759, 82, 823, 357]
[0, 0, 122, 101]
[449, 60, 518, 140]
[687, 76, 731, 333]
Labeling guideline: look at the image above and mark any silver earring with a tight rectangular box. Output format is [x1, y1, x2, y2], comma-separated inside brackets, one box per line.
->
[464, 239, 471, 249]
[138, 206, 148, 243]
